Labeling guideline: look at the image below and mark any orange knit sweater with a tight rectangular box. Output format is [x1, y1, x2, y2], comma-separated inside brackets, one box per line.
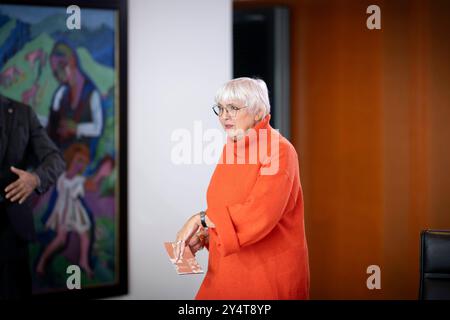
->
[195, 115, 310, 300]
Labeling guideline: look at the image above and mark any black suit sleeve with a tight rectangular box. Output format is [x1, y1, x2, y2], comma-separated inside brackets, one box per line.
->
[27, 107, 66, 194]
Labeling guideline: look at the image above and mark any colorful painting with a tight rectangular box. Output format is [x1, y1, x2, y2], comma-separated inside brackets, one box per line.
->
[0, 0, 127, 298]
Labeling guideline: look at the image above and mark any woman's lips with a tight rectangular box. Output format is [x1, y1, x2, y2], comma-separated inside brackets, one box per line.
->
[225, 124, 234, 129]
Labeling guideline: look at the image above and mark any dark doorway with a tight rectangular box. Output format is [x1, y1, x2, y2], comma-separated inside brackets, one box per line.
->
[233, 6, 291, 138]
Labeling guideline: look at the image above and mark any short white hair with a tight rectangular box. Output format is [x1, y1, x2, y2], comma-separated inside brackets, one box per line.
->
[214, 77, 271, 116]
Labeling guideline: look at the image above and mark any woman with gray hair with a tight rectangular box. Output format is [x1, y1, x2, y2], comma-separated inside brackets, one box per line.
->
[174, 77, 309, 299]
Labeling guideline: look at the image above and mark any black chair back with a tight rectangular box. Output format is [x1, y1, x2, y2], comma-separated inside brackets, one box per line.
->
[419, 230, 450, 300]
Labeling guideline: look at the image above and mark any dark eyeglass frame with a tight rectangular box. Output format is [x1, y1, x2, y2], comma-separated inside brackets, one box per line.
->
[212, 104, 248, 117]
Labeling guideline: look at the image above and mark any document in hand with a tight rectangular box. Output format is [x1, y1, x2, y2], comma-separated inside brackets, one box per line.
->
[164, 242, 204, 275]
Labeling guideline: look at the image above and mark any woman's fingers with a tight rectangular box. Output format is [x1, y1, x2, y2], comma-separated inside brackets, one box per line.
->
[174, 216, 201, 260]
[188, 235, 202, 255]
[189, 235, 201, 246]
[189, 232, 206, 255]
[190, 242, 203, 255]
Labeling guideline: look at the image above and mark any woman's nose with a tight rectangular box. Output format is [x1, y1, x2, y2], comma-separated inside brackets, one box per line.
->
[220, 109, 232, 119]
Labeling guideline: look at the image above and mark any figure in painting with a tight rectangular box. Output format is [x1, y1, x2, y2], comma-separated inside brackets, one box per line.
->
[36, 143, 114, 278]
[46, 42, 103, 158]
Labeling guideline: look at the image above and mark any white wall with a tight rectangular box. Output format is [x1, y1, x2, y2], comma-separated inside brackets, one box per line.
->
[124, 0, 232, 299]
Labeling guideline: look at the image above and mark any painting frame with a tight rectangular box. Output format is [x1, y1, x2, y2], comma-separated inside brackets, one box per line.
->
[0, 0, 128, 299]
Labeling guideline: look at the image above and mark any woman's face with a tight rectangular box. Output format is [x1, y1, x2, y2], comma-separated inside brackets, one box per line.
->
[69, 152, 89, 175]
[218, 99, 262, 140]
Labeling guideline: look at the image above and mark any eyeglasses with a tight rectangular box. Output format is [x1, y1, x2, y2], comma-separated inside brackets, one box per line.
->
[212, 104, 248, 118]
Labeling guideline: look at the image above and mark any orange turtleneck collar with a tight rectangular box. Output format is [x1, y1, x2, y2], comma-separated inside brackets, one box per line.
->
[223, 114, 274, 162]
[226, 113, 272, 144]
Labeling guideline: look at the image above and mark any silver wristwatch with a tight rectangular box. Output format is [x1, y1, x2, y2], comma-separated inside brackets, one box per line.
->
[200, 211, 208, 229]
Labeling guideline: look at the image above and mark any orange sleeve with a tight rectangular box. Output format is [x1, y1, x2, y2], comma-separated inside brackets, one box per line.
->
[207, 146, 297, 257]
[204, 232, 210, 251]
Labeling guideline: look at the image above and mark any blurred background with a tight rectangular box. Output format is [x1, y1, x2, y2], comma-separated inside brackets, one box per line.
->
[232, 0, 450, 299]
[2, 0, 448, 300]
[128, 0, 450, 299]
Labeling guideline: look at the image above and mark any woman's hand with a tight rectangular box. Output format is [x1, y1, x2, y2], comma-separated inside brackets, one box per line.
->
[189, 229, 209, 255]
[174, 214, 202, 262]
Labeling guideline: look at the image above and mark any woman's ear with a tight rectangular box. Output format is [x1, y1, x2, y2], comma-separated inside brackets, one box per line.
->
[254, 110, 264, 122]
